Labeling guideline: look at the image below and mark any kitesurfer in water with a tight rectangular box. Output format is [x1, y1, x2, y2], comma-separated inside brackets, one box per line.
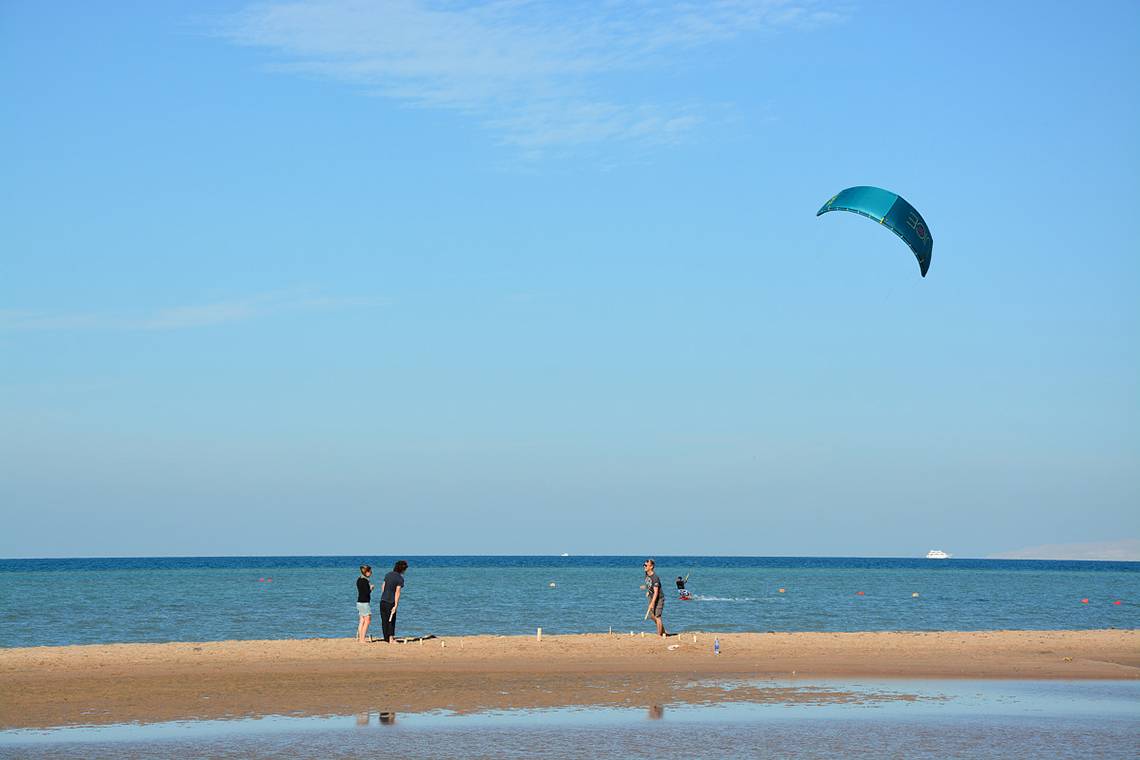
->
[676, 575, 691, 601]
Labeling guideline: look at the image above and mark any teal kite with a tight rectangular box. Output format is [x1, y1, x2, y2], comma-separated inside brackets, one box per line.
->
[817, 186, 933, 277]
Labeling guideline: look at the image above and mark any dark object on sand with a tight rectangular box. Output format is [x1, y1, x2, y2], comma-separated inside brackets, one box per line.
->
[393, 634, 437, 643]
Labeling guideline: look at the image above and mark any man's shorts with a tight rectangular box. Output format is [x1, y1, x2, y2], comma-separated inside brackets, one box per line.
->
[649, 598, 664, 618]
[357, 602, 372, 618]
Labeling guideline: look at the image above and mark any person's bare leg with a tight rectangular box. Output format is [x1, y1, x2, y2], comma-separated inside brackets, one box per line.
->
[358, 614, 371, 643]
[654, 614, 666, 637]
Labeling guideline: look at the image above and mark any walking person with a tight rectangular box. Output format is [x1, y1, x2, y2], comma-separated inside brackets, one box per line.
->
[356, 565, 374, 643]
[643, 558, 667, 637]
[379, 560, 407, 643]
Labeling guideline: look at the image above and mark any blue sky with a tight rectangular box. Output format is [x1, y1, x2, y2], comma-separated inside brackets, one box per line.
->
[2, 1, 1137, 558]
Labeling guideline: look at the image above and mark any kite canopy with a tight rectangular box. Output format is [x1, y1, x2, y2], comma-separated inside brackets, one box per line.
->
[817, 186, 933, 277]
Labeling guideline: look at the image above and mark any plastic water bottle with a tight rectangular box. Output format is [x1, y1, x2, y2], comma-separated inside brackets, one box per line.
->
[714, 637, 720, 655]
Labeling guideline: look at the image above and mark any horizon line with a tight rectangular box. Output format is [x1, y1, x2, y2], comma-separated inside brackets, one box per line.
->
[4, 552, 1135, 563]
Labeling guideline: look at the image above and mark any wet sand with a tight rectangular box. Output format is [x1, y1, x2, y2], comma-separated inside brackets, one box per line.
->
[1, 629, 1136, 729]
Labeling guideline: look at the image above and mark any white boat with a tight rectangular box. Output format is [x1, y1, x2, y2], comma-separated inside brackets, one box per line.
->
[560, 552, 570, 557]
[925, 549, 952, 559]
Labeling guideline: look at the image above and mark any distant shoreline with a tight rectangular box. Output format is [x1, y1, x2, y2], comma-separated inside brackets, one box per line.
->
[2, 630, 1136, 729]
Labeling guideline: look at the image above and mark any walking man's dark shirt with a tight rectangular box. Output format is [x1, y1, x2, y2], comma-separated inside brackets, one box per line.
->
[646, 571, 662, 611]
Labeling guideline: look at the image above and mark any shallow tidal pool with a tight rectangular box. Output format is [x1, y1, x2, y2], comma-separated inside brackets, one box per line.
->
[2, 679, 1137, 759]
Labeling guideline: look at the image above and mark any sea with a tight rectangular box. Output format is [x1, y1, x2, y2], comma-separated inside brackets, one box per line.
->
[1, 555, 1136, 647]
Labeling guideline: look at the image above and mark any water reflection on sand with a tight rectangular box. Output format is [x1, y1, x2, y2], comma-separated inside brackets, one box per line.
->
[2, 680, 1137, 760]
[354, 711, 398, 727]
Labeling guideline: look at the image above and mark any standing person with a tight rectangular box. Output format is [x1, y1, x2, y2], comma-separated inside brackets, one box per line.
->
[379, 560, 407, 643]
[643, 558, 667, 637]
[356, 565, 374, 643]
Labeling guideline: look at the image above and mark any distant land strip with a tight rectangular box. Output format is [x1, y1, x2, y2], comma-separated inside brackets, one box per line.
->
[987, 539, 1140, 561]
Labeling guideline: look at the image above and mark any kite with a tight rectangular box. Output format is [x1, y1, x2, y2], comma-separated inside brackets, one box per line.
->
[817, 186, 933, 277]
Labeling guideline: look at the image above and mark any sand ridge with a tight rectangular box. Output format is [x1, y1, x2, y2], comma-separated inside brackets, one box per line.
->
[1, 629, 1136, 729]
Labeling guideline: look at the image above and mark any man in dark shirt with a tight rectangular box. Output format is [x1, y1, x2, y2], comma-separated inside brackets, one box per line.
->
[643, 558, 667, 637]
[379, 560, 407, 643]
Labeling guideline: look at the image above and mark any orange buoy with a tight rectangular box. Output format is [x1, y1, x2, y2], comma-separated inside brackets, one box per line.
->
[1081, 598, 1089, 604]
[855, 591, 865, 596]
[778, 588, 786, 593]
[1113, 600, 1122, 605]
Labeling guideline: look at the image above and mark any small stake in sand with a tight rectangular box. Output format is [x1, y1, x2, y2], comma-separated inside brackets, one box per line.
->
[537, 627, 542, 642]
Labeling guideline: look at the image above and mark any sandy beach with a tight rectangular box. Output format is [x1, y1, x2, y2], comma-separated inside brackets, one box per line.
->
[1, 629, 1136, 729]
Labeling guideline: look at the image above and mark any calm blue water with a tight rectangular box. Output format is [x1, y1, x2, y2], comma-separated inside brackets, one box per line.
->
[0, 556, 1136, 647]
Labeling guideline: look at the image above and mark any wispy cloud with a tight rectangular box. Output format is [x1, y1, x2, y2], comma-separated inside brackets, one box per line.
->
[0, 291, 377, 332]
[218, 0, 840, 153]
